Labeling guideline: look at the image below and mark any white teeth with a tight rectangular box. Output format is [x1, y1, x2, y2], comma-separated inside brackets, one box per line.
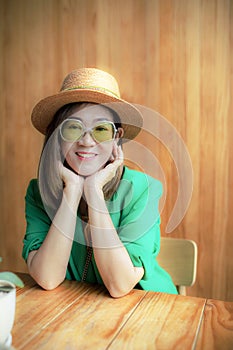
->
[77, 153, 95, 158]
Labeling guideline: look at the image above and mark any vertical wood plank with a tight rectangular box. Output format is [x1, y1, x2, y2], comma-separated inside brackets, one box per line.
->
[0, 0, 232, 301]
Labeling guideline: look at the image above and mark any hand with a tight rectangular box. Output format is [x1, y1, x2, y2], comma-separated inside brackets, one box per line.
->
[58, 161, 84, 191]
[84, 144, 123, 199]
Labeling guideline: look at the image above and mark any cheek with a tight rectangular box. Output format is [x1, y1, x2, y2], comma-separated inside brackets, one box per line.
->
[61, 142, 73, 159]
[99, 143, 114, 160]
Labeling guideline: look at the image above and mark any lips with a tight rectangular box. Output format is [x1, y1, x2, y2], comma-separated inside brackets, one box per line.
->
[75, 151, 97, 160]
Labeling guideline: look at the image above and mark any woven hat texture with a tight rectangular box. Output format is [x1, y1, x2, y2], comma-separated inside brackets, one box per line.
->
[31, 68, 143, 141]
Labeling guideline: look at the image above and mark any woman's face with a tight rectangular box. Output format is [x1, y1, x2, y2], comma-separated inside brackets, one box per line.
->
[61, 104, 121, 176]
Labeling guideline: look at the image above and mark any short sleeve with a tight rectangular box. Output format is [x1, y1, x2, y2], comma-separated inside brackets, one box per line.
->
[22, 179, 51, 261]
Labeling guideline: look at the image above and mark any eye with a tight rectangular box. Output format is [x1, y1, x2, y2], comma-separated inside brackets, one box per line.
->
[68, 124, 81, 130]
[95, 125, 109, 131]
[64, 121, 82, 130]
[60, 120, 83, 142]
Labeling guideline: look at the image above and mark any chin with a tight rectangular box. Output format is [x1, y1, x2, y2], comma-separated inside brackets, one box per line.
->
[67, 162, 106, 177]
[78, 169, 98, 177]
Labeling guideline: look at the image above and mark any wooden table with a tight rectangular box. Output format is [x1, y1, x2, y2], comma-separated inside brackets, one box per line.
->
[12, 273, 233, 350]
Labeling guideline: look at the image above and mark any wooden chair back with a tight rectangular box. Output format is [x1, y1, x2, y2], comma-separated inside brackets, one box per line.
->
[157, 237, 198, 295]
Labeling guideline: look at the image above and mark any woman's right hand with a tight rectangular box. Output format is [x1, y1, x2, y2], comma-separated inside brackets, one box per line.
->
[27, 162, 84, 290]
[58, 162, 84, 206]
[58, 161, 84, 186]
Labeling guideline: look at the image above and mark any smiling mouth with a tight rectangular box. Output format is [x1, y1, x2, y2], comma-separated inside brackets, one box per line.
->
[75, 152, 97, 160]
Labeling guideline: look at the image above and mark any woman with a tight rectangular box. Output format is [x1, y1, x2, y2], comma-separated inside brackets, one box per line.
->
[23, 68, 177, 297]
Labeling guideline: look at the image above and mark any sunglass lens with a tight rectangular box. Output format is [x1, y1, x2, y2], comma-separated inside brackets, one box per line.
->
[92, 123, 114, 142]
[61, 120, 83, 142]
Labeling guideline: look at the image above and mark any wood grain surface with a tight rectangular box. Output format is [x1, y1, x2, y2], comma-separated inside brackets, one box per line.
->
[12, 274, 209, 350]
[196, 299, 233, 350]
[108, 292, 205, 349]
[13, 274, 148, 350]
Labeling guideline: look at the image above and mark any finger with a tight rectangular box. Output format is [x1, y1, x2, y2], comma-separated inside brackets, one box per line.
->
[109, 153, 115, 162]
[117, 146, 124, 160]
[106, 159, 123, 174]
[113, 145, 123, 162]
[112, 143, 118, 158]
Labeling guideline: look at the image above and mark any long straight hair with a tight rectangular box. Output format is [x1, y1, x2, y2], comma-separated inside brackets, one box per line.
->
[38, 103, 123, 218]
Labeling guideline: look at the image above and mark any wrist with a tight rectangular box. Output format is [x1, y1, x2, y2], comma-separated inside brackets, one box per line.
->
[84, 183, 104, 203]
[63, 186, 82, 211]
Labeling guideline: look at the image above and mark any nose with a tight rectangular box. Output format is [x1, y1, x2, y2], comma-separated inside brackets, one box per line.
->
[77, 131, 96, 146]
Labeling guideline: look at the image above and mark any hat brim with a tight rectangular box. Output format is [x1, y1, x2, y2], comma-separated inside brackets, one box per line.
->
[31, 89, 143, 141]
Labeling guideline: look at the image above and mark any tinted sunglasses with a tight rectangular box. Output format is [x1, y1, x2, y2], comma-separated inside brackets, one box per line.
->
[60, 119, 117, 143]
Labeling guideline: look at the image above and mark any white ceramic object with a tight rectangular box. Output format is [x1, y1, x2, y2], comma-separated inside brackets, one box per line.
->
[0, 280, 16, 347]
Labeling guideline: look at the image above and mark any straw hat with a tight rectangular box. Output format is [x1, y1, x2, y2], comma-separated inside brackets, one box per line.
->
[31, 68, 143, 141]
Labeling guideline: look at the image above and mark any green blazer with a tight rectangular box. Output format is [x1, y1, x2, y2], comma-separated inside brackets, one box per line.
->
[23, 166, 177, 294]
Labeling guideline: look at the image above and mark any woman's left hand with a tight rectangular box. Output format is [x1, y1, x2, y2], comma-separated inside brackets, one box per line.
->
[84, 144, 123, 199]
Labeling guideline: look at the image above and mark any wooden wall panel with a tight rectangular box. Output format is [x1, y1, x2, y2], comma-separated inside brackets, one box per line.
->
[0, 0, 232, 301]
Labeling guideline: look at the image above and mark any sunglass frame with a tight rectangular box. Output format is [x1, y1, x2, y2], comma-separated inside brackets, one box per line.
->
[59, 119, 117, 143]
